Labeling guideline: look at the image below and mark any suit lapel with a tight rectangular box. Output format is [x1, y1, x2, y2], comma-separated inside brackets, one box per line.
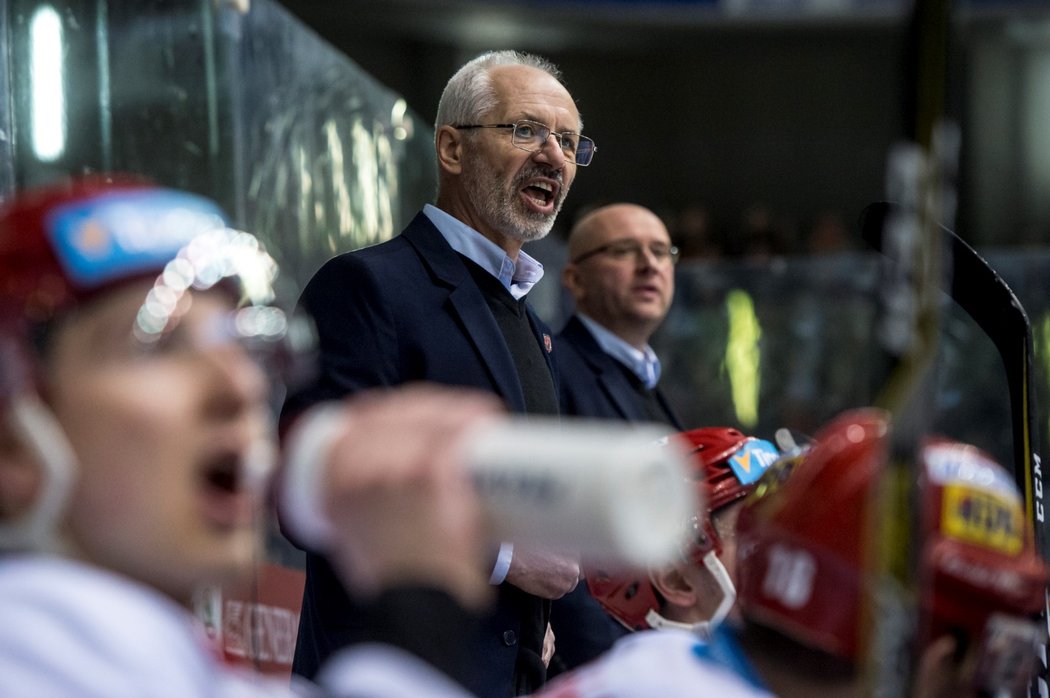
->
[596, 357, 647, 421]
[402, 216, 527, 412]
[654, 387, 684, 430]
[564, 317, 644, 421]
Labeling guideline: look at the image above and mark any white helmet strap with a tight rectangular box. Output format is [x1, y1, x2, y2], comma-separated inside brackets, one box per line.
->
[644, 607, 696, 633]
[0, 395, 75, 552]
[644, 551, 738, 641]
[695, 550, 736, 639]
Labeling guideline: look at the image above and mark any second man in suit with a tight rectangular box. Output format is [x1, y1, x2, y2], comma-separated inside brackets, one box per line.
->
[557, 203, 682, 428]
[549, 203, 685, 673]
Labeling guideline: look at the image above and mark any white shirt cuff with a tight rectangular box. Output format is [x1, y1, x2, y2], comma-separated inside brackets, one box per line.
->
[278, 404, 348, 550]
[489, 542, 514, 585]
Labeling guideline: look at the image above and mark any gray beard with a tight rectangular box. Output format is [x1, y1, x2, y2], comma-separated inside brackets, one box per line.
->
[462, 163, 569, 244]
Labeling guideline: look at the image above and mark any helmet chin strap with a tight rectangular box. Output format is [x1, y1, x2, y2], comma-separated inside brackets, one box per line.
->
[644, 551, 738, 641]
[644, 608, 696, 633]
[693, 551, 736, 640]
[0, 395, 76, 553]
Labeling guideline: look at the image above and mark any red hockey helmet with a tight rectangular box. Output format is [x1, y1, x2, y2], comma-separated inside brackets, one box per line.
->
[734, 408, 887, 660]
[587, 427, 780, 633]
[0, 174, 289, 402]
[917, 439, 1049, 692]
[735, 408, 1049, 679]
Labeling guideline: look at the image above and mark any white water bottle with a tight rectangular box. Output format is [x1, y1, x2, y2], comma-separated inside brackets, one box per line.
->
[280, 410, 699, 569]
[464, 417, 699, 569]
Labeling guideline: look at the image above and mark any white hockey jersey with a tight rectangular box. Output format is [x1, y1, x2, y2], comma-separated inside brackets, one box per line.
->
[0, 554, 470, 698]
[536, 626, 774, 698]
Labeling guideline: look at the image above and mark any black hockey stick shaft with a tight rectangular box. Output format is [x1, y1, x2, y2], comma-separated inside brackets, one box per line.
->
[862, 200, 1048, 694]
[861, 201, 1042, 532]
[865, 0, 955, 694]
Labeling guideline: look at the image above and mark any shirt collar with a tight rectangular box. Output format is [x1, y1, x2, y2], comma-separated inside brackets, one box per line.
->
[423, 204, 544, 299]
[576, 313, 661, 389]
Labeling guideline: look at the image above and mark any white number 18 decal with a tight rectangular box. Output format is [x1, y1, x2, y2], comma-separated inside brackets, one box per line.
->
[762, 544, 816, 609]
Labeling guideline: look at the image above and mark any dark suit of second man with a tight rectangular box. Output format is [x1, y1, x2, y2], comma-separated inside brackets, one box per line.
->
[549, 203, 685, 673]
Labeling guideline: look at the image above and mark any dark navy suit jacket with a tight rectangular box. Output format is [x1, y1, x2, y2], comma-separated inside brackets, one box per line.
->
[282, 212, 559, 698]
[549, 314, 684, 674]
[556, 315, 682, 429]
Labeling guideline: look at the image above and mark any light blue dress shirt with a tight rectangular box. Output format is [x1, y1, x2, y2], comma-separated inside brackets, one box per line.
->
[576, 313, 662, 389]
[423, 204, 544, 298]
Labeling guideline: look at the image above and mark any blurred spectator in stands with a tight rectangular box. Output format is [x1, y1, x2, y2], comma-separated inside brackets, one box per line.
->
[737, 204, 794, 261]
[804, 209, 852, 255]
[672, 203, 723, 261]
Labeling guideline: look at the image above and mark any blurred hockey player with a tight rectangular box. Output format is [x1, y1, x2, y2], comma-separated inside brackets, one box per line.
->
[587, 427, 777, 638]
[538, 409, 1049, 697]
[0, 176, 500, 697]
[538, 427, 779, 696]
[734, 409, 1049, 698]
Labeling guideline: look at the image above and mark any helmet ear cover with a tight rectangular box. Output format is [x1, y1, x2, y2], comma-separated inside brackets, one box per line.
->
[0, 321, 36, 407]
[587, 427, 779, 632]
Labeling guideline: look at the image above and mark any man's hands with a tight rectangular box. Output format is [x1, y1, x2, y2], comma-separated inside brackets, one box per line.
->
[504, 544, 580, 600]
[542, 623, 556, 667]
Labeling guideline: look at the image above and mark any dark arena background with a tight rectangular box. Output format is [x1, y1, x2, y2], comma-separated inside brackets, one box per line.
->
[3, 0, 1050, 686]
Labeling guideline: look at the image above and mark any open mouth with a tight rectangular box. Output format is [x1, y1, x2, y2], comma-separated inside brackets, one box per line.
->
[522, 180, 557, 210]
[198, 450, 255, 528]
[202, 451, 242, 495]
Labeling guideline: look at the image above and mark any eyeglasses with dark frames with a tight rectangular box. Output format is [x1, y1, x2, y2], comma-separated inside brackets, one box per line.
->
[572, 239, 680, 265]
[453, 119, 596, 166]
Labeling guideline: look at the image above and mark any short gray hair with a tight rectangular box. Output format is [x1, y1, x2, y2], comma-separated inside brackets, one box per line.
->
[434, 51, 571, 131]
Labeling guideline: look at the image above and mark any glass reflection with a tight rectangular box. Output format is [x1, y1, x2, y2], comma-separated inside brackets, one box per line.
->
[30, 4, 65, 162]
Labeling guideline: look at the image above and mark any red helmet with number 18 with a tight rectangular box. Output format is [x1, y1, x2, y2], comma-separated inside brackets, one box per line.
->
[735, 408, 1049, 693]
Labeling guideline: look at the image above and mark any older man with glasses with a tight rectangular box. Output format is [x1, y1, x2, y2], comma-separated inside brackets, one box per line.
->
[546, 203, 685, 676]
[281, 50, 593, 697]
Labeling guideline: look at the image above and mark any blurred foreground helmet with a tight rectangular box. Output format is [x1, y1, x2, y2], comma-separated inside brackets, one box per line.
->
[918, 438, 1049, 693]
[734, 408, 886, 660]
[735, 408, 1049, 689]
[0, 175, 299, 398]
[0, 175, 305, 550]
[588, 427, 779, 634]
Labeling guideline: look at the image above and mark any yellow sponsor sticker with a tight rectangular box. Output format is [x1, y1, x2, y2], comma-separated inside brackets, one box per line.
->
[942, 484, 1024, 555]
